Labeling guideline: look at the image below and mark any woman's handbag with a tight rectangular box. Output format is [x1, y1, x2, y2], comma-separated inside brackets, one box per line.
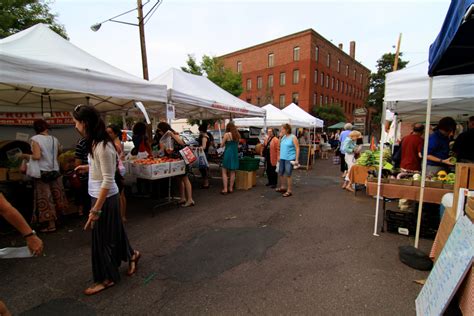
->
[40, 136, 61, 182]
[197, 148, 209, 169]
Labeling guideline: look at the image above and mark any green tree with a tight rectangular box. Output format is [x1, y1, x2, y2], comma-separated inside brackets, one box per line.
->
[366, 52, 408, 126]
[312, 104, 347, 128]
[182, 54, 243, 126]
[107, 115, 136, 130]
[0, 0, 68, 39]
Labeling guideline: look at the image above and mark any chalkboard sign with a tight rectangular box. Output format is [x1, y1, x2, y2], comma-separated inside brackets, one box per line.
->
[415, 215, 474, 315]
[298, 145, 312, 170]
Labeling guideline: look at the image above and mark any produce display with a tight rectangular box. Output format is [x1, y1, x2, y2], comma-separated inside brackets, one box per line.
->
[133, 157, 181, 165]
[131, 157, 185, 179]
[356, 149, 392, 170]
[368, 169, 456, 189]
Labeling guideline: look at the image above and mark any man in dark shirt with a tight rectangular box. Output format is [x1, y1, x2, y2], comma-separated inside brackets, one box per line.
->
[400, 123, 424, 171]
[427, 117, 457, 174]
[453, 116, 474, 163]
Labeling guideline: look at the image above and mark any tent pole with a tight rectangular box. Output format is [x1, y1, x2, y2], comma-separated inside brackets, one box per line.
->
[414, 77, 433, 248]
[373, 102, 387, 236]
[391, 115, 398, 153]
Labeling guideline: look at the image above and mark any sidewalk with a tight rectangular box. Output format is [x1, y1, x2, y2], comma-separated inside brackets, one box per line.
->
[0, 158, 431, 315]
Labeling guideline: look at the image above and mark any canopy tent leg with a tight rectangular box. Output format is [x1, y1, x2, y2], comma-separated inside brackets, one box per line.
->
[122, 113, 127, 130]
[373, 102, 387, 236]
[391, 115, 398, 153]
[414, 77, 434, 248]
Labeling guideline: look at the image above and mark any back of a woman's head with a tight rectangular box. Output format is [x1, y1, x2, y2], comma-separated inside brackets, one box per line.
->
[107, 124, 122, 138]
[72, 104, 110, 149]
[198, 123, 208, 133]
[132, 122, 147, 136]
[33, 119, 49, 134]
[157, 122, 173, 134]
[226, 122, 240, 140]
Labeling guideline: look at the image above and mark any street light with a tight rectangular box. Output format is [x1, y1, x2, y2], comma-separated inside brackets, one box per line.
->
[90, 0, 163, 80]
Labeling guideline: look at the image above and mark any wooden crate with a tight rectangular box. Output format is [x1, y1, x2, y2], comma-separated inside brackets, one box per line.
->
[235, 170, 256, 190]
[0, 168, 7, 181]
[389, 178, 413, 186]
[453, 163, 474, 212]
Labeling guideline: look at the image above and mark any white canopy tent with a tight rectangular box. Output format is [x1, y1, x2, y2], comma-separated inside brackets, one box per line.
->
[151, 68, 265, 119]
[0, 24, 168, 114]
[373, 61, 474, 240]
[233, 104, 307, 128]
[282, 103, 324, 128]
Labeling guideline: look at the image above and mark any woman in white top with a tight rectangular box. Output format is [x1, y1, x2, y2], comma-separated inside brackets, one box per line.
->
[20, 119, 68, 233]
[73, 105, 139, 296]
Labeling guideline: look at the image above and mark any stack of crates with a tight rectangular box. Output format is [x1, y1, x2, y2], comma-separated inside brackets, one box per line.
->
[386, 205, 439, 239]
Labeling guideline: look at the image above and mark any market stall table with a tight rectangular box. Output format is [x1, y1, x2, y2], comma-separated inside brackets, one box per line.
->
[348, 165, 376, 192]
[366, 182, 451, 231]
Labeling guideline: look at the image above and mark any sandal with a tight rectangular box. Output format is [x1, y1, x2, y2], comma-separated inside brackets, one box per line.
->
[275, 188, 286, 193]
[40, 227, 57, 233]
[84, 281, 114, 295]
[127, 251, 141, 276]
[177, 200, 186, 205]
[282, 192, 293, 197]
[182, 201, 195, 208]
[220, 191, 228, 195]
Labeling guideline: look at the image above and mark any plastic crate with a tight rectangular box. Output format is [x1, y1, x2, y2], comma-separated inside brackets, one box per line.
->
[238, 157, 260, 171]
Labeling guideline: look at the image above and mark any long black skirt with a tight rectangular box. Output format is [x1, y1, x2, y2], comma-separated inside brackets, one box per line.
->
[91, 194, 134, 283]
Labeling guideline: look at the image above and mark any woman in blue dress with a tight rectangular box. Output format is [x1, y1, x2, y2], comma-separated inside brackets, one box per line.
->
[221, 122, 240, 194]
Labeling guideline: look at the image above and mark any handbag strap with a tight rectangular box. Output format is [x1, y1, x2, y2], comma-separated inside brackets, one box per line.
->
[51, 136, 56, 170]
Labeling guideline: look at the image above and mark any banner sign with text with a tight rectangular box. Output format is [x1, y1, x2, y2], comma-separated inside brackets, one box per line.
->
[0, 112, 74, 126]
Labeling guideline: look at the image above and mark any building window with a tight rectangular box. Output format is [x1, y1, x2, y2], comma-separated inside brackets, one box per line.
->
[279, 94, 286, 108]
[279, 72, 286, 86]
[320, 72, 324, 87]
[337, 59, 341, 72]
[257, 76, 263, 90]
[325, 96, 328, 104]
[345, 65, 349, 76]
[341, 81, 344, 92]
[246, 79, 252, 91]
[331, 77, 334, 90]
[327, 53, 331, 67]
[353, 69, 356, 79]
[359, 73, 363, 84]
[268, 53, 274, 68]
[336, 79, 339, 91]
[313, 93, 317, 106]
[268, 74, 274, 88]
[331, 97, 334, 104]
[293, 69, 299, 84]
[315, 46, 319, 62]
[246, 98, 252, 104]
[292, 93, 299, 104]
[326, 75, 329, 88]
[293, 47, 300, 61]
[320, 95, 323, 105]
[314, 70, 318, 84]
[237, 61, 242, 73]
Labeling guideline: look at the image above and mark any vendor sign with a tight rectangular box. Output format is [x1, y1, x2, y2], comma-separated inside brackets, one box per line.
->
[0, 112, 74, 126]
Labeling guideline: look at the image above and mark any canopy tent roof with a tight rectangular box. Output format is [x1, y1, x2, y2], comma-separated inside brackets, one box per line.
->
[429, 0, 474, 76]
[0, 24, 167, 113]
[384, 61, 474, 121]
[281, 103, 324, 128]
[328, 122, 346, 129]
[233, 104, 307, 128]
[151, 68, 265, 119]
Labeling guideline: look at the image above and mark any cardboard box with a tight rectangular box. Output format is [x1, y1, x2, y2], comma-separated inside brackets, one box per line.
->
[169, 160, 186, 176]
[132, 162, 170, 179]
[466, 203, 474, 221]
[8, 169, 24, 181]
[235, 170, 256, 190]
[0, 168, 7, 181]
[431, 206, 457, 261]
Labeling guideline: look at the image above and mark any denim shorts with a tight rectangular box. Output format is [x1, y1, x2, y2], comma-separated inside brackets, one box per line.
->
[278, 159, 293, 177]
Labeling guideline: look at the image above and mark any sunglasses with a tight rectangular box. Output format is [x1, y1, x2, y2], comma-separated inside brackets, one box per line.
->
[74, 104, 83, 112]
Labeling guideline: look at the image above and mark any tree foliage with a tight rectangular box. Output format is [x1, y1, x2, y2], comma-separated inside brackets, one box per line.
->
[0, 0, 68, 39]
[312, 104, 347, 128]
[182, 54, 243, 126]
[366, 52, 408, 113]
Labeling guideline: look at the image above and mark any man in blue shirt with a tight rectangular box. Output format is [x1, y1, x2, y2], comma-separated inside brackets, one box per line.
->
[339, 123, 352, 178]
[427, 117, 456, 175]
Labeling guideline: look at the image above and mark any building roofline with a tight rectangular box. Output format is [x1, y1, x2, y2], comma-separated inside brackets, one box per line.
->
[219, 28, 371, 73]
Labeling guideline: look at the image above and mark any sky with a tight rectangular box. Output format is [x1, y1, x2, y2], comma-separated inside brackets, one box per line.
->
[50, 0, 451, 80]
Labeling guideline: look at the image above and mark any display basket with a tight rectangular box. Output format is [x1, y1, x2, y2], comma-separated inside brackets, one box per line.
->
[238, 157, 260, 171]
[389, 178, 413, 186]
[425, 180, 444, 188]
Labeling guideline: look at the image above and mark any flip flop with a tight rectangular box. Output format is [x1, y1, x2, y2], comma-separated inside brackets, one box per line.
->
[282, 192, 293, 197]
[220, 191, 228, 195]
[275, 188, 286, 193]
[84, 281, 115, 295]
[127, 250, 141, 276]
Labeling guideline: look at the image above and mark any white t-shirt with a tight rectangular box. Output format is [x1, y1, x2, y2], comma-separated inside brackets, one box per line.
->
[30, 134, 60, 172]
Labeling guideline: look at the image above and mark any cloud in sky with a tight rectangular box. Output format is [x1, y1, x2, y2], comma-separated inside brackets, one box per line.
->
[51, 0, 450, 79]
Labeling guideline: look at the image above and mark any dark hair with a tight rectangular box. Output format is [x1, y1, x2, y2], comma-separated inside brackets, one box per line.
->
[469, 116, 474, 123]
[198, 123, 208, 133]
[437, 117, 456, 133]
[157, 122, 175, 134]
[225, 122, 240, 141]
[132, 122, 147, 136]
[413, 123, 424, 133]
[33, 119, 49, 134]
[107, 124, 121, 138]
[72, 104, 111, 157]
[282, 123, 292, 134]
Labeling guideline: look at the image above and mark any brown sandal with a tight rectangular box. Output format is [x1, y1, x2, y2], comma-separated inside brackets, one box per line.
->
[275, 188, 286, 193]
[127, 251, 141, 276]
[84, 281, 114, 295]
[282, 192, 293, 197]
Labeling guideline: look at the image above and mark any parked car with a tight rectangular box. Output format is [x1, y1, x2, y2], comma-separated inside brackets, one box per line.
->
[179, 133, 199, 147]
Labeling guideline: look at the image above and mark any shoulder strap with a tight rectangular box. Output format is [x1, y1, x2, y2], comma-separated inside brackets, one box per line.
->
[51, 136, 55, 169]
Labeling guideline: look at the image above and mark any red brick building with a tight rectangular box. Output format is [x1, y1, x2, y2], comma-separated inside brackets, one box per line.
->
[220, 29, 370, 121]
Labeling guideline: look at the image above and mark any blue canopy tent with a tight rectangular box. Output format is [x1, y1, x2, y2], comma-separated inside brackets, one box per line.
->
[428, 0, 474, 76]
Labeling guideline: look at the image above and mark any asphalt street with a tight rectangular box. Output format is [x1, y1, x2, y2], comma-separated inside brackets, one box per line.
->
[0, 158, 432, 315]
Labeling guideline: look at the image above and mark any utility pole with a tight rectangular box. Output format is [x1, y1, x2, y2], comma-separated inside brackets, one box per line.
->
[137, 0, 149, 80]
[393, 33, 402, 71]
